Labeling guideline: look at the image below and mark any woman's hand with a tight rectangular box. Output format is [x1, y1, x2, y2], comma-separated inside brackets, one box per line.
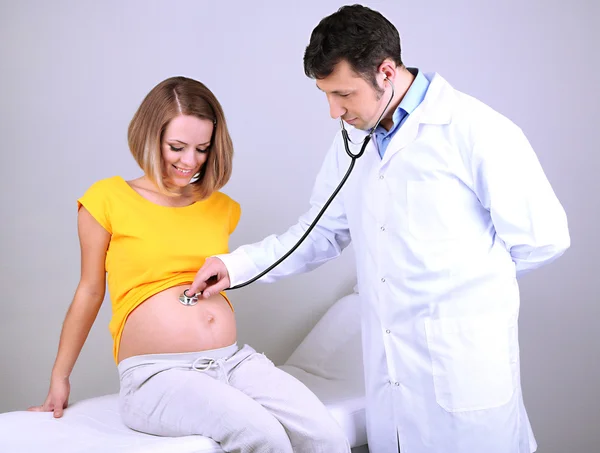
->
[27, 375, 71, 418]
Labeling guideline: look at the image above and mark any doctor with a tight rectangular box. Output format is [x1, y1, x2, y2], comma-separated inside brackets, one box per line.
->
[190, 5, 570, 453]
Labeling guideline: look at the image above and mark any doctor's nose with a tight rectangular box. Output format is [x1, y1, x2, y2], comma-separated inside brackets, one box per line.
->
[328, 99, 346, 120]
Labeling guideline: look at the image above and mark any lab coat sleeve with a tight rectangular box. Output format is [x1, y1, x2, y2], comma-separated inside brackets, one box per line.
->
[470, 116, 570, 277]
[215, 137, 352, 287]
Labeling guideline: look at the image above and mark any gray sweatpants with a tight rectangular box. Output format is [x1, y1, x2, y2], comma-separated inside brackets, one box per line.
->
[117, 343, 350, 453]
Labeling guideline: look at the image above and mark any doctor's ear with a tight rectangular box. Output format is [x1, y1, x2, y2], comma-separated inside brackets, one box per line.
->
[380, 68, 394, 83]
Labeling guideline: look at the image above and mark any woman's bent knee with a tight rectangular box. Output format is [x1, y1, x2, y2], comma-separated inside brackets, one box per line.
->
[236, 414, 293, 453]
[322, 427, 351, 453]
[294, 419, 350, 453]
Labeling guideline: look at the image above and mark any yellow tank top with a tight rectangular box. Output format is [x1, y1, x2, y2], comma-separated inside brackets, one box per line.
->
[77, 176, 241, 363]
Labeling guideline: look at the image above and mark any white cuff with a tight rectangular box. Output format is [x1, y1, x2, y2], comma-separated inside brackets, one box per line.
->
[213, 249, 261, 288]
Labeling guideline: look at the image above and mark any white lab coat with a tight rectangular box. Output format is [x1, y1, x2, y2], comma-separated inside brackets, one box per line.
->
[218, 73, 570, 453]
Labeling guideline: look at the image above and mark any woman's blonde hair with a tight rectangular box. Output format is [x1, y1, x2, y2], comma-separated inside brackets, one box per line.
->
[128, 76, 233, 200]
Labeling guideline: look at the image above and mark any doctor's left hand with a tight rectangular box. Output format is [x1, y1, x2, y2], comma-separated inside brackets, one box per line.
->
[189, 257, 230, 299]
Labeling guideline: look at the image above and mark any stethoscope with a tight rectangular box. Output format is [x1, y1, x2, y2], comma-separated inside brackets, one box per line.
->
[180, 77, 395, 306]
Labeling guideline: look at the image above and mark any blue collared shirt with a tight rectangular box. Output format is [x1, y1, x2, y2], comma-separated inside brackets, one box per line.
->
[374, 68, 430, 158]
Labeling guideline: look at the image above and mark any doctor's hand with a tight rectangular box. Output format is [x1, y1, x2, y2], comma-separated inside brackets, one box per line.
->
[190, 257, 231, 299]
[27, 375, 70, 418]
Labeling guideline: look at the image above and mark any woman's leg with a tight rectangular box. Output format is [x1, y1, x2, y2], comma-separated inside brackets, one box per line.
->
[120, 363, 293, 453]
[227, 345, 351, 453]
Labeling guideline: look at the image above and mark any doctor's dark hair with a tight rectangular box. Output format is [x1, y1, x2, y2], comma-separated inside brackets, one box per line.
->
[128, 76, 233, 200]
[303, 4, 403, 90]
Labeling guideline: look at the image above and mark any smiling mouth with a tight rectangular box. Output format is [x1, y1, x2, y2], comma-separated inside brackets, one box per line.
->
[173, 165, 194, 175]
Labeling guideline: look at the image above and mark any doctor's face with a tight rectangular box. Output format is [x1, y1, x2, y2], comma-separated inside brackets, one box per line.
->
[316, 60, 386, 131]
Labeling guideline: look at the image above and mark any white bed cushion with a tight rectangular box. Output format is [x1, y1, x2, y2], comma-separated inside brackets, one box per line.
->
[281, 289, 366, 447]
[284, 290, 364, 383]
[0, 291, 367, 452]
[279, 365, 367, 448]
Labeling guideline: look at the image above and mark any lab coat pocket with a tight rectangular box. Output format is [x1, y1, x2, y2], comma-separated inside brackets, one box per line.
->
[425, 313, 516, 412]
[407, 181, 461, 241]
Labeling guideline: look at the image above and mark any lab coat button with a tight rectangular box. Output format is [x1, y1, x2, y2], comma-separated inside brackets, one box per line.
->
[381, 278, 386, 282]
[385, 329, 391, 334]
[394, 382, 400, 386]
[379, 175, 384, 180]
[380, 226, 385, 231]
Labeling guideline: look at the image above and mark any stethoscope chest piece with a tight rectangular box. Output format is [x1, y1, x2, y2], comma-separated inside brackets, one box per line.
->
[179, 290, 199, 306]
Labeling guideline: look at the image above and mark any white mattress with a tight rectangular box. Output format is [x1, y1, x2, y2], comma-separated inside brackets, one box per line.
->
[0, 291, 367, 452]
[0, 368, 365, 453]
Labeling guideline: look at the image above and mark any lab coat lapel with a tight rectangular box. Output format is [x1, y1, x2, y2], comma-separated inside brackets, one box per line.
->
[380, 112, 422, 167]
[380, 73, 455, 166]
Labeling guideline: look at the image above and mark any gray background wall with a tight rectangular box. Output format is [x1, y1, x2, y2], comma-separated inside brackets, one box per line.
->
[0, 1, 598, 452]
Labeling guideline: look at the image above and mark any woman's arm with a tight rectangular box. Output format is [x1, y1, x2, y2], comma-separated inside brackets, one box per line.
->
[28, 206, 110, 417]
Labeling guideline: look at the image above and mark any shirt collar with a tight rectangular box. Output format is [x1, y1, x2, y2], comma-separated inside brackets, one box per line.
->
[376, 68, 429, 136]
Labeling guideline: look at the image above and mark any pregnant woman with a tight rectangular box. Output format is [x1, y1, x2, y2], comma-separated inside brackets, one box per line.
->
[29, 76, 349, 453]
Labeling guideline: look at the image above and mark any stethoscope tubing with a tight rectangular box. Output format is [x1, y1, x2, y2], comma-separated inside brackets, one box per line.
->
[190, 79, 396, 295]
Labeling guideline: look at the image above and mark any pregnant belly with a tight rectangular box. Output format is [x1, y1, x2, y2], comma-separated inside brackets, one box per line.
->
[117, 284, 237, 363]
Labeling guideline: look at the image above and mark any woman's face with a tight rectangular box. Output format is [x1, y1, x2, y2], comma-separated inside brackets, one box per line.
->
[161, 114, 213, 189]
